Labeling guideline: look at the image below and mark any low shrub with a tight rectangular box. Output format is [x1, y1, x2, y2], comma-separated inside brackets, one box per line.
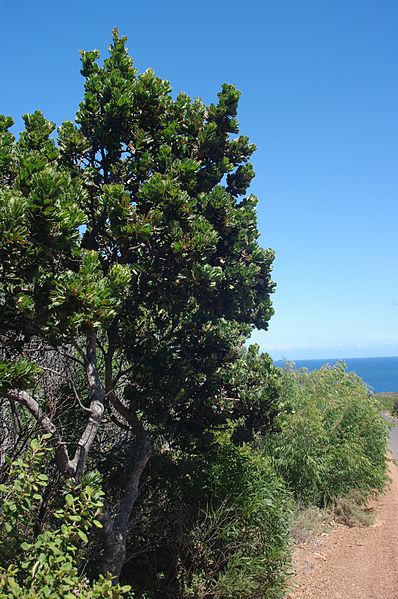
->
[375, 392, 398, 414]
[189, 442, 293, 599]
[331, 490, 375, 527]
[0, 436, 132, 598]
[264, 363, 389, 506]
[123, 437, 293, 599]
[290, 503, 328, 544]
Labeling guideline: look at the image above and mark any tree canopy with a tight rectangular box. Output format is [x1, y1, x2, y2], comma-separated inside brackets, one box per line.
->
[0, 29, 278, 578]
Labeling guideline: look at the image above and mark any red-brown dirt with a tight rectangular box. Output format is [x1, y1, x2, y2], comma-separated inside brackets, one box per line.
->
[286, 460, 398, 599]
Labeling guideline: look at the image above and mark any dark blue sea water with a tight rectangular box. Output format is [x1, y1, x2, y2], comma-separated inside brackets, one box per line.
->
[274, 356, 398, 393]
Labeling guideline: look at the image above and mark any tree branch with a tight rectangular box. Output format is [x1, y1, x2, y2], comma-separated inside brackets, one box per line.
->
[5, 389, 74, 475]
[70, 331, 105, 479]
[98, 422, 151, 577]
[104, 328, 132, 425]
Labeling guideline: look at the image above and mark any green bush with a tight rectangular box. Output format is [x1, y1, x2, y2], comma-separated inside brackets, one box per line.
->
[264, 363, 389, 506]
[124, 436, 293, 599]
[198, 442, 293, 599]
[394, 402, 398, 417]
[375, 392, 398, 414]
[0, 436, 132, 598]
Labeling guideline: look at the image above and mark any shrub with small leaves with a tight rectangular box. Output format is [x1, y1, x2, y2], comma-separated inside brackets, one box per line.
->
[0, 359, 42, 393]
[0, 437, 132, 598]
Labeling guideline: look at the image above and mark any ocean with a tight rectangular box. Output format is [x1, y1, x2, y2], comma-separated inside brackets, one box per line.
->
[273, 356, 398, 394]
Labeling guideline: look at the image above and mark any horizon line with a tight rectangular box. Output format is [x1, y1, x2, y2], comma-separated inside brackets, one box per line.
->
[272, 355, 398, 362]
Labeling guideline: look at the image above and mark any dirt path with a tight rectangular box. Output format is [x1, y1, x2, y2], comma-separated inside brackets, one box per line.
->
[286, 459, 398, 599]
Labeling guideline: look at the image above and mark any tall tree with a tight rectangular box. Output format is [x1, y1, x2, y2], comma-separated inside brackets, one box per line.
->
[0, 30, 277, 578]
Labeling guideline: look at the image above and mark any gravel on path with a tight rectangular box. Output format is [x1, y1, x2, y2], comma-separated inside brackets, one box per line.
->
[286, 460, 398, 599]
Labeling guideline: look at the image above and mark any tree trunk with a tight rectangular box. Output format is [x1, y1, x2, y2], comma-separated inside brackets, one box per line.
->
[98, 511, 128, 579]
[99, 427, 152, 579]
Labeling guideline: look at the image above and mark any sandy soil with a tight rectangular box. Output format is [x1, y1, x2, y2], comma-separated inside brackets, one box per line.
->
[286, 460, 398, 599]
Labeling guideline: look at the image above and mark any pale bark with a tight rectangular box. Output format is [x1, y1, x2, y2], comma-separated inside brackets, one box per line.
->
[5, 330, 151, 581]
[5, 331, 105, 480]
[70, 331, 105, 479]
[5, 388, 74, 474]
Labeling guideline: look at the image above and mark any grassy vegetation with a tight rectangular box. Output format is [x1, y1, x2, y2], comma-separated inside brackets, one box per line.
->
[375, 392, 398, 415]
[264, 363, 389, 507]
[259, 362, 389, 566]
[291, 490, 376, 546]
[291, 504, 328, 543]
[331, 490, 376, 527]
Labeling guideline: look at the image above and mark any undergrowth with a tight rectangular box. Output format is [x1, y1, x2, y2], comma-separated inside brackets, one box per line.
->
[331, 490, 376, 527]
[0, 363, 389, 598]
[375, 392, 398, 416]
[264, 363, 389, 507]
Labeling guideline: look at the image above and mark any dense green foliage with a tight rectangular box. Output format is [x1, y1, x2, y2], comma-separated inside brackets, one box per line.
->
[185, 442, 292, 599]
[265, 363, 389, 506]
[0, 437, 131, 598]
[376, 391, 398, 416]
[123, 434, 292, 598]
[0, 28, 276, 444]
[0, 364, 389, 598]
[0, 29, 279, 581]
[0, 29, 391, 599]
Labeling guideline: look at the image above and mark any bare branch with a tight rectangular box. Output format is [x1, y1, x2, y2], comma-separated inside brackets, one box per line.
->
[70, 331, 105, 479]
[40, 366, 64, 377]
[104, 330, 134, 426]
[69, 378, 92, 414]
[107, 390, 131, 423]
[96, 336, 107, 358]
[109, 411, 130, 431]
[59, 351, 85, 367]
[5, 389, 74, 475]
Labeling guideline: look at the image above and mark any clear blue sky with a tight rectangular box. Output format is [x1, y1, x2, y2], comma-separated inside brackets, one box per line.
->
[2, 0, 397, 360]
